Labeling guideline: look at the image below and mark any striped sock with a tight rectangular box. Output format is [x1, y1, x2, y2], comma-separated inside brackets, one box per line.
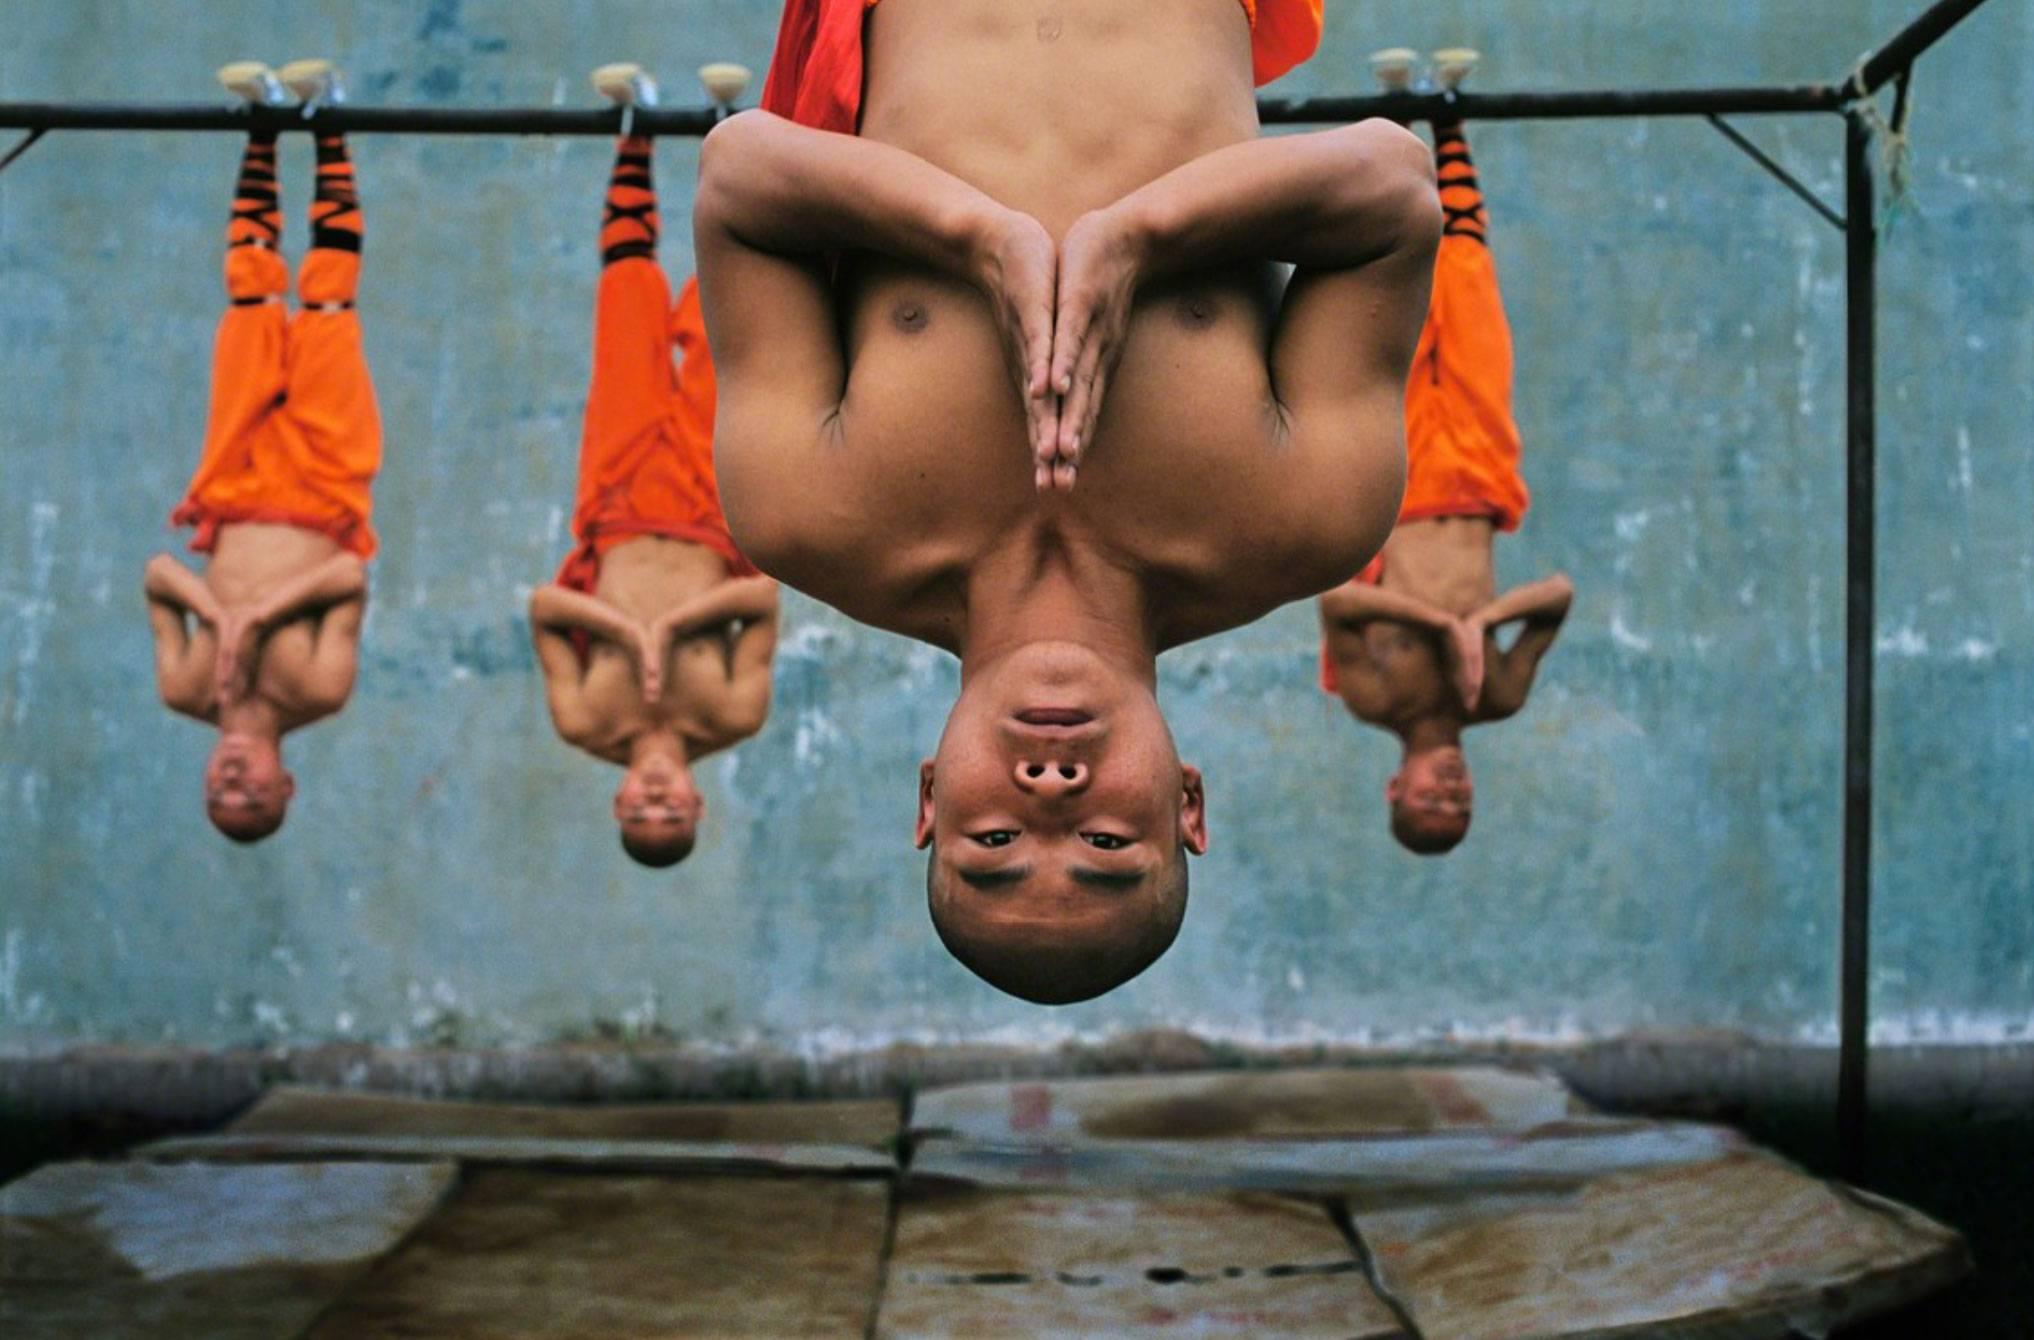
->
[600, 135, 659, 266]
[1432, 120, 1488, 245]
[226, 131, 282, 250]
[309, 133, 363, 253]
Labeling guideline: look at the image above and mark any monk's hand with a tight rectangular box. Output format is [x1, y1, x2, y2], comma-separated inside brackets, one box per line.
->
[971, 206, 1059, 485]
[1447, 616, 1486, 714]
[214, 608, 261, 703]
[1047, 206, 1144, 491]
[635, 625, 666, 706]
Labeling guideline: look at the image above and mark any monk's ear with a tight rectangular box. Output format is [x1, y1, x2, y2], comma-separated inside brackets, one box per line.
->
[914, 759, 936, 850]
[1384, 771, 1404, 807]
[1178, 764, 1208, 856]
[281, 770, 297, 803]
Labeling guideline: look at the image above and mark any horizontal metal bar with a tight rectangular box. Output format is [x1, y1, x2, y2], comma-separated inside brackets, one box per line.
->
[1705, 115, 1845, 232]
[1261, 85, 1844, 123]
[0, 84, 1848, 139]
[1854, 0, 1992, 96]
[0, 103, 722, 136]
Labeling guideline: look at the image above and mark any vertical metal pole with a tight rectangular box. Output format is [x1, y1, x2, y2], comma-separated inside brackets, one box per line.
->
[1838, 108, 1876, 1184]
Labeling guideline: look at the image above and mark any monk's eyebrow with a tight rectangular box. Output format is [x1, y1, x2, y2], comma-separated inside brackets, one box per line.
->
[957, 864, 1033, 890]
[1069, 865, 1152, 890]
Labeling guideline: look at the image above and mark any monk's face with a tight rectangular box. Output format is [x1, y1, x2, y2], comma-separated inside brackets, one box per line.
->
[614, 752, 701, 867]
[916, 643, 1207, 1000]
[204, 733, 294, 842]
[1386, 745, 1471, 854]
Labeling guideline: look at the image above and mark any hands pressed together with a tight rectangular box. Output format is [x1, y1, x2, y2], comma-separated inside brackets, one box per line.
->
[975, 204, 1148, 493]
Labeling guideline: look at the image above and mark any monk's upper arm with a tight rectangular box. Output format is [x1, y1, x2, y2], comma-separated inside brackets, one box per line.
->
[693, 114, 848, 440]
[1481, 621, 1566, 720]
[299, 597, 364, 714]
[1269, 125, 1440, 423]
[530, 623, 598, 742]
[146, 599, 213, 718]
[719, 613, 780, 737]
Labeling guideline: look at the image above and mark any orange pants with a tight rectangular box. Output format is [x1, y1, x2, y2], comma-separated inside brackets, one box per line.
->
[553, 259, 759, 593]
[1322, 125, 1528, 695]
[762, 0, 1322, 134]
[172, 246, 382, 558]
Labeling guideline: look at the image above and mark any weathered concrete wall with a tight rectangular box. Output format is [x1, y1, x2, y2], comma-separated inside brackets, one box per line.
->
[2, 0, 2028, 1054]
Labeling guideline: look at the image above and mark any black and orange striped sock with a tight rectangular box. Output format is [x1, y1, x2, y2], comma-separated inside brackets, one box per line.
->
[600, 135, 659, 266]
[1431, 119, 1488, 245]
[226, 131, 282, 250]
[309, 133, 363, 253]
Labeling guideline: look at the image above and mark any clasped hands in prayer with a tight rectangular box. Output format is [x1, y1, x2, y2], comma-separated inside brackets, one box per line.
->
[974, 202, 1148, 493]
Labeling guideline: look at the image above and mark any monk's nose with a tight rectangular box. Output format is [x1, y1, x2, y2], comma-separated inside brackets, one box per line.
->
[1013, 759, 1089, 796]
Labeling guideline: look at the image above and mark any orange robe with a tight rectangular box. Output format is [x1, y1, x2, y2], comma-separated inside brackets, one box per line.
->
[172, 246, 382, 558]
[554, 256, 760, 594]
[760, 0, 1324, 137]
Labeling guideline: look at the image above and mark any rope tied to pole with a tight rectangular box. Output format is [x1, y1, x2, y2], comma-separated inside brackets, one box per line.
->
[1843, 56, 1916, 233]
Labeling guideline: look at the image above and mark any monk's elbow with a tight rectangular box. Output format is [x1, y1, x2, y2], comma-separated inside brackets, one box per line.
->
[1337, 120, 1441, 249]
[696, 110, 780, 233]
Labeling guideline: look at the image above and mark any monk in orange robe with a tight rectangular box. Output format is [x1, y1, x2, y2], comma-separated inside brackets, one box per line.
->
[1319, 117, 1574, 855]
[528, 109, 779, 870]
[145, 124, 379, 842]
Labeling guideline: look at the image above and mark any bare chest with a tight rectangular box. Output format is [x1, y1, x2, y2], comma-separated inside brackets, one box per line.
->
[793, 263, 1321, 644]
[575, 633, 743, 757]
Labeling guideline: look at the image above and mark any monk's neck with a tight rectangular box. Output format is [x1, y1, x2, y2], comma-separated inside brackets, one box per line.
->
[1399, 713, 1464, 753]
[218, 698, 283, 743]
[628, 726, 693, 768]
[957, 546, 1157, 689]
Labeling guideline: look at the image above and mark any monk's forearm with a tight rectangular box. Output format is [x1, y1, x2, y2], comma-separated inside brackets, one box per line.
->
[143, 554, 221, 624]
[250, 554, 366, 629]
[663, 577, 780, 642]
[529, 586, 639, 650]
[696, 111, 1008, 286]
[1321, 581, 1456, 633]
[1475, 573, 1574, 629]
[1111, 121, 1440, 281]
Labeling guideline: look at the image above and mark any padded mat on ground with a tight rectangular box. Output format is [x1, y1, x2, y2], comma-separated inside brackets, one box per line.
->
[139, 1084, 899, 1172]
[303, 1169, 888, 1338]
[878, 1187, 1406, 1339]
[0, 1160, 454, 1339]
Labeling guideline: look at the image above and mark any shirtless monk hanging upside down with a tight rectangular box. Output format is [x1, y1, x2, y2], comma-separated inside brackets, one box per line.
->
[145, 63, 378, 843]
[529, 67, 780, 869]
[697, 0, 1438, 1001]
[1318, 112, 1573, 856]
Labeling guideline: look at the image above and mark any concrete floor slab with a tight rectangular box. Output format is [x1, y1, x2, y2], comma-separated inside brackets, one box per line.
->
[879, 1187, 1406, 1339]
[0, 1160, 454, 1339]
[305, 1170, 889, 1338]
[1351, 1151, 1971, 1339]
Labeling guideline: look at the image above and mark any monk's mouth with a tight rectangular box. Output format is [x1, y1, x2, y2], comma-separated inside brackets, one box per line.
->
[1014, 708, 1093, 727]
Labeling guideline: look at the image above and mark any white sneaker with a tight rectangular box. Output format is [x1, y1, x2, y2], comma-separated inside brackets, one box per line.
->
[217, 61, 286, 106]
[1432, 48, 1480, 91]
[278, 58, 346, 107]
[698, 62, 752, 108]
[592, 62, 659, 108]
[1368, 48, 1419, 93]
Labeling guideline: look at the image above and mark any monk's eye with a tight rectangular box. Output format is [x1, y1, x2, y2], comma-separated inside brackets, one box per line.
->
[1081, 832, 1129, 851]
[970, 830, 1017, 848]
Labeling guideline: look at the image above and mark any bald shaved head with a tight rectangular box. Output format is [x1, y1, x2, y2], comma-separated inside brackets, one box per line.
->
[927, 843, 1188, 1004]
